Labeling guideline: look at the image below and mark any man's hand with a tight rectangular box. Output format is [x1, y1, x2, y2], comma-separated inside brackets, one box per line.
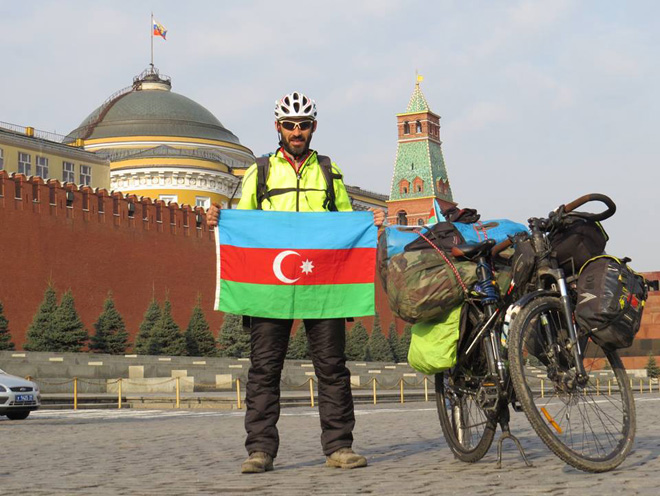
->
[206, 203, 221, 227]
[369, 207, 386, 227]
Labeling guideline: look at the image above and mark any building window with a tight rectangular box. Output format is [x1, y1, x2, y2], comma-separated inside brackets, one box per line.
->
[397, 211, 408, 225]
[36, 156, 49, 179]
[0, 148, 4, 170]
[195, 196, 211, 209]
[399, 179, 410, 195]
[18, 152, 31, 175]
[403, 121, 410, 135]
[63, 161, 75, 183]
[416, 121, 422, 133]
[159, 194, 178, 204]
[413, 177, 424, 194]
[417, 218, 425, 226]
[80, 165, 92, 186]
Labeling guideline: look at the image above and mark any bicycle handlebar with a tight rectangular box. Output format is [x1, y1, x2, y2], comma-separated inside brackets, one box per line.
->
[560, 193, 616, 222]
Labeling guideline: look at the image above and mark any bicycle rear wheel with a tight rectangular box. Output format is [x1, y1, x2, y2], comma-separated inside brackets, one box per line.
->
[435, 304, 497, 462]
[508, 296, 635, 472]
[435, 370, 497, 462]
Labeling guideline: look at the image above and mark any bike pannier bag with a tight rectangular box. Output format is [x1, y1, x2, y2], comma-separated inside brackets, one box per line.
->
[377, 225, 427, 291]
[575, 256, 648, 350]
[549, 218, 608, 276]
[384, 249, 478, 323]
[511, 233, 536, 287]
[408, 305, 462, 374]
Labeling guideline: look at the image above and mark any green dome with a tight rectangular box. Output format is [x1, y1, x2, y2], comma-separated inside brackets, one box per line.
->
[67, 74, 241, 144]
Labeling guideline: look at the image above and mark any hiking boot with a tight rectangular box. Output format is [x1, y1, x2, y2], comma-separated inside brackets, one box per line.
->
[241, 452, 274, 474]
[325, 448, 367, 469]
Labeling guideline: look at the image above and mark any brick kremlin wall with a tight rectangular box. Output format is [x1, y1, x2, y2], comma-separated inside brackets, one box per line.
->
[0, 171, 656, 369]
[0, 172, 396, 350]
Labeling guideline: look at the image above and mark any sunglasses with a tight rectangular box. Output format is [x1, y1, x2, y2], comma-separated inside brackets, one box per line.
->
[279, 120, 314, 131]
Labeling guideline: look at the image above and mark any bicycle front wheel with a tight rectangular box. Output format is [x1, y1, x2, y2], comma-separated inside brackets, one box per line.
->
[508, 296, 635, 472]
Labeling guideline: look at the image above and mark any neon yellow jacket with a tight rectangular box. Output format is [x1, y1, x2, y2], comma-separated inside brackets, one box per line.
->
[237, 149, 353, 212]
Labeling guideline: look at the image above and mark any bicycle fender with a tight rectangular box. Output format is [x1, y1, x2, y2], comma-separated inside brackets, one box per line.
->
[512, 289, 560, 310]
[503, 290, 560, 333]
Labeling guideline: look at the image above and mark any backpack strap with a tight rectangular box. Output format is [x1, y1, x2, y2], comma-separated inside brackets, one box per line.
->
[317, 155, 342, 212]
[255, 156, 271, 210]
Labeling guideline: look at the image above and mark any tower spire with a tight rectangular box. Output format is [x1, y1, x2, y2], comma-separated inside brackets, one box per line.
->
[387, 78, 455, 226]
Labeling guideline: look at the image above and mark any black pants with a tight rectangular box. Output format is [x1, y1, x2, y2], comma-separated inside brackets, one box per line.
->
[244, 317, 355, 458]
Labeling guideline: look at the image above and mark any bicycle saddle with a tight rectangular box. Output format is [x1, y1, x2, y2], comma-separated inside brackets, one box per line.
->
[451, 239, 496, 260]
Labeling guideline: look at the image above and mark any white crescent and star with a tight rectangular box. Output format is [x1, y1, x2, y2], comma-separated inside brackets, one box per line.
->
[272, 251, 315, 284]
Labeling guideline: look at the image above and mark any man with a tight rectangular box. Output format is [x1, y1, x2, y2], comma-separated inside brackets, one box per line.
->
[207, 91, 385, 473]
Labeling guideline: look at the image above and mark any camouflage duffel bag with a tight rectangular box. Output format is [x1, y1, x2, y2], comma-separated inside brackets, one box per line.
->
[385, 248, 478, 323]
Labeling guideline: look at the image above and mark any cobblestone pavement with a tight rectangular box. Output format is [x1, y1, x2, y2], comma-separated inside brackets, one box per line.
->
[1, 395, 659, 495]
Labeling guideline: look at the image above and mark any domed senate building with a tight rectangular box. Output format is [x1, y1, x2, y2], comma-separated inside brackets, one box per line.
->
[66, 67, 254, 209]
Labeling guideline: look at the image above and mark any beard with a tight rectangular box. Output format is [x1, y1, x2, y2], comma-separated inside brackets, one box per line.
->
[280, 133, 313, 159]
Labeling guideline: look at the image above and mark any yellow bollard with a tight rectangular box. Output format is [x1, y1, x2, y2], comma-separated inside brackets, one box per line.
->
[176, 377, 181, 408]
[541, 379, 544, 398]
[630, 378, 633, 389]
[650, 380, 653, 394]
[373, 378, 377, 405]
[73, 377, 78, 410]
[400, 378, 404, 404]
[118, 378, 122, 409]
[424, 376, 429, 402]
[309, 378, 315, 408]
[639, 379, 643, 394]
[236, 378, 241, 409]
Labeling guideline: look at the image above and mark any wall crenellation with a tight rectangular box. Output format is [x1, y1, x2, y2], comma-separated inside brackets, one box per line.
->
[0, 170, 211, 237]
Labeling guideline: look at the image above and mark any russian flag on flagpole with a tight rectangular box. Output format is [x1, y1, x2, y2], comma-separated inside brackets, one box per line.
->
[214, 210, 377, 319]
[153, 20, 167, 39]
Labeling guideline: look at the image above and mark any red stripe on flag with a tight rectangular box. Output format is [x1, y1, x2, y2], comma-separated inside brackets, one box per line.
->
[220, 246, 375, 285]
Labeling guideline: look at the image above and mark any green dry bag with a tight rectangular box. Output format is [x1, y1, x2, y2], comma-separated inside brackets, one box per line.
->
[407, 305, 462, 375]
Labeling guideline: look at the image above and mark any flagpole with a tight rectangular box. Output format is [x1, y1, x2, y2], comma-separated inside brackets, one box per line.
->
[150, 12, 154, 70]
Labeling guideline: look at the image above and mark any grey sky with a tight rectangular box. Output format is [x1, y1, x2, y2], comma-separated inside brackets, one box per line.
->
[1, 1, 658, 270]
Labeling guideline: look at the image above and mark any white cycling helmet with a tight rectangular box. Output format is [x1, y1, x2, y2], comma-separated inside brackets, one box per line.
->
[274, 91, 317, 120]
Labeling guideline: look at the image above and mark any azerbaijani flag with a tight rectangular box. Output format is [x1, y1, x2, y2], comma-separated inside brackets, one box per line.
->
[427, 198, 446, 225]
[214, 210, 376, 319]
[153, 20, 167, 39]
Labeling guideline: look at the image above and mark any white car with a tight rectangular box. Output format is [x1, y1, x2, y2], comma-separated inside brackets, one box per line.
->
[0, 368, 41, 420]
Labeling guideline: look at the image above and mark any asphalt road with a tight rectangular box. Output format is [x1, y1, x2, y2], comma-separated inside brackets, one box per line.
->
[1, 395, 659, 495]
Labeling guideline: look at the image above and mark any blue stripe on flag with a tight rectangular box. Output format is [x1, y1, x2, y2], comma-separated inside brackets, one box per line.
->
[216, 210, 376, 249]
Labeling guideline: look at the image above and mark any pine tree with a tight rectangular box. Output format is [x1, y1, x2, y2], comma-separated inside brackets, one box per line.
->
[387, 322, 400, 362]
[367, 323, 394, 362]
[90, 293, 129, 354]
[0, 301, 15, 351]
[287, 322, 309, 359]
[50, 290, 88, 352]
[646, 353, 660, 379]
[148, 300, 187, 356]
[24, 284, 58, 351]
[134, 299, 161, 354]
[184, 298, 217, 357]
[397, 324, 412, 363]
[346, 321, 369, 361]
[217, 313, 251, 358]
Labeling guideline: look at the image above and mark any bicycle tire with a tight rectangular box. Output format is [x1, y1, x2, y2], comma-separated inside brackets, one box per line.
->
[435, 305, 497, 462]
[435, 371, 497, 462]
[508, 296, 635, 472]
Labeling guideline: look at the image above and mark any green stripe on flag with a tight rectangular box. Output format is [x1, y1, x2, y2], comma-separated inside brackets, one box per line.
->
[217, 281, 375, 319]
